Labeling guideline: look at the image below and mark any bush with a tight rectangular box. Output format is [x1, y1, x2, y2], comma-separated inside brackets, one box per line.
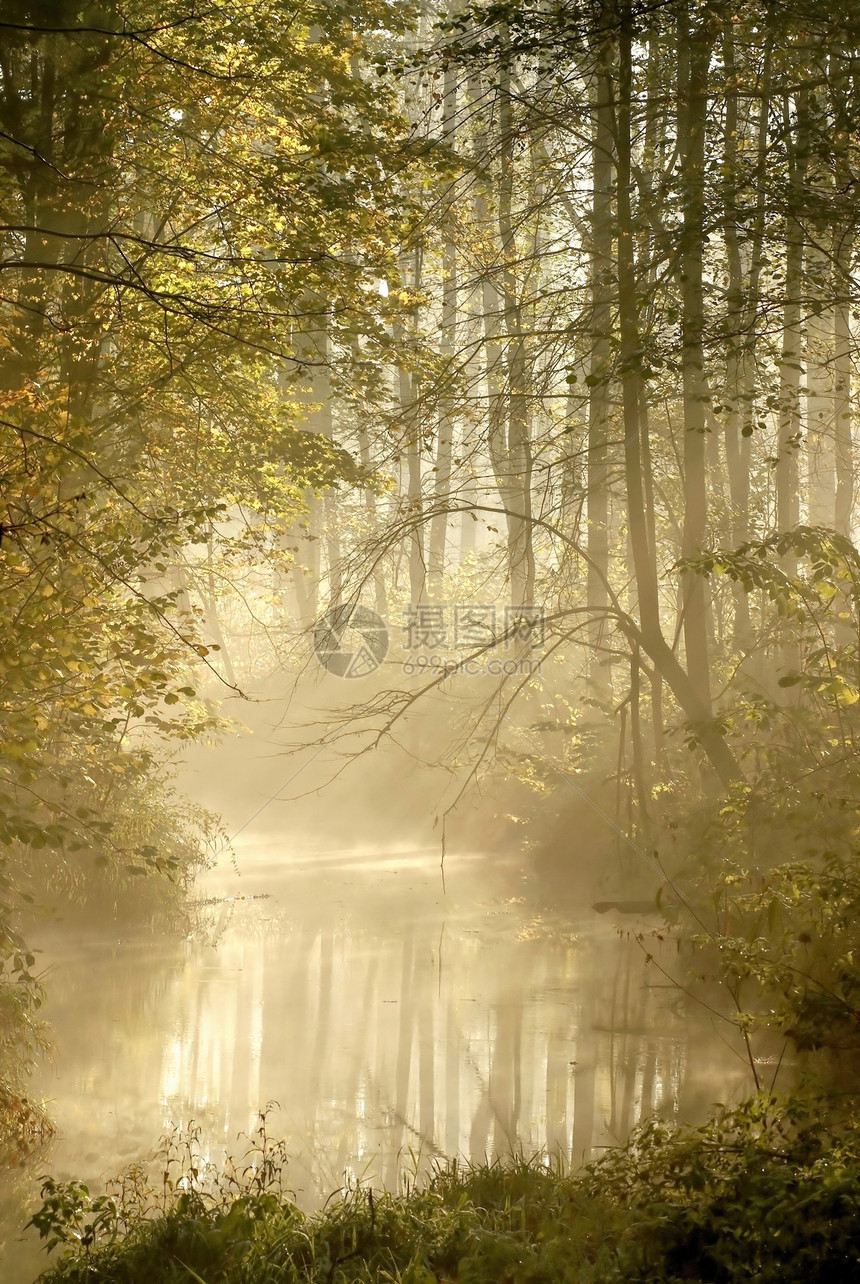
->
[29, 1097, 860, 1283]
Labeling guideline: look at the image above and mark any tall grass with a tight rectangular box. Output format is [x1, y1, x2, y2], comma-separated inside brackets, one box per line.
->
[30, 1096, 860, 1284]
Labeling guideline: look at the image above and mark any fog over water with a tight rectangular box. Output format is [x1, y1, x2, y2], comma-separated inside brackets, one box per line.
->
[0, 706, 755, 1282]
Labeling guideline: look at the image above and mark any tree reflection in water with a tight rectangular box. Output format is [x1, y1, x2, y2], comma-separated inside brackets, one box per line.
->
[27, 849, 748, 1210]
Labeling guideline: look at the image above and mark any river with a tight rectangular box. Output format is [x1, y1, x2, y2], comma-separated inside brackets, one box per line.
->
[0, 844, 753, 1281]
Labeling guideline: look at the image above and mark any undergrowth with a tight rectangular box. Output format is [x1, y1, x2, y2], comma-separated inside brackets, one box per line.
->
[29, 1096, 860, 1284]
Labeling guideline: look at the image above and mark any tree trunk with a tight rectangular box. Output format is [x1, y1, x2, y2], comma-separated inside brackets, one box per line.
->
[616, 9, 742, 789]
[357, 420, 388, 615]
[498, 54, 535, 609]
[396, 249, 426, 606]
[586, 60, 614, 692]
[677, 6, 715, 713]
[776, 91, 807, 575]
[834, 242, 854, 537]
[291, 497, 321, 627]
[428, 58, 459, 598]
[832, 54, 855, 537]
[805, 253, 836, 527]
[722, 31, 771, 650]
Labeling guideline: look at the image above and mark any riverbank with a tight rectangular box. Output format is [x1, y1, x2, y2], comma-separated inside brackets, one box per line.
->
[31, 1095, 860, 1284]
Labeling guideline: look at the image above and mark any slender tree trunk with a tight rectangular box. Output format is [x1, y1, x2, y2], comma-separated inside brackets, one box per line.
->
[396, 250, 426, 606]
[834, 242, 854, 537]
[202, 532, 237, 686]
[723, 32, 771, 650]
[832, 55, 855, 537]
[833, 293, 853, 537]
[459, 469, 478, 559]
[629, 644, 651, 835]
[497, 55, 535, 609]
[428, 58, 459, 598]
[586, 61, 614, 691]
[357, 421, 388, 615]
[403, 368, 426, 607]
[677, 6, 715, 712]
[291, 498, 321, 627]
[804, 80, 835, 530]
[477, 120, 507, 585]
[323, 498, 343, 607]
[805, 252, 836, 527]
[776, 91, 807, 567]
[776, 94, 806, 682]
[310, 324, 341, 608]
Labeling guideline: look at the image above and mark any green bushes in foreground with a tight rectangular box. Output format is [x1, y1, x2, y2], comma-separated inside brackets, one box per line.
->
[29, 1096, 860, 1284]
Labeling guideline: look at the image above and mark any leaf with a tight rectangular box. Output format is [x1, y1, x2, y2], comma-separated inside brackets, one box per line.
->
[177, 1261, 210, 1284]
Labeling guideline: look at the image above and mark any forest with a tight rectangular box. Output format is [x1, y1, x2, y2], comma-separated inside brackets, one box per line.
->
[3, 0, 860, 1279]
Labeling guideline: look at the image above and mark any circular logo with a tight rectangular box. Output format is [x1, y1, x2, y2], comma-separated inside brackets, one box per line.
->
[312, 603, 389, 679]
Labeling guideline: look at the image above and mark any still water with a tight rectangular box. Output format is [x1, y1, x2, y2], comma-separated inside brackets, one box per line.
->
[1, 846, 751, 1281]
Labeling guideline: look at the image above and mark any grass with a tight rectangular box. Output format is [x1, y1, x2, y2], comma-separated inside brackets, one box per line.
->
[28, 1095, 860, 1284]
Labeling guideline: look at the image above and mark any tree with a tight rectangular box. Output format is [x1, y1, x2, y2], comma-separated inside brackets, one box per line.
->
[0, 0, 425, 1126]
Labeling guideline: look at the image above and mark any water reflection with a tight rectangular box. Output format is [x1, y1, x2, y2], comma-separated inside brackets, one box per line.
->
[2, 848, 750, 1281]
